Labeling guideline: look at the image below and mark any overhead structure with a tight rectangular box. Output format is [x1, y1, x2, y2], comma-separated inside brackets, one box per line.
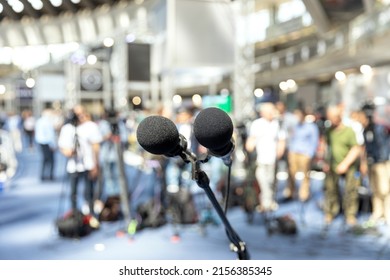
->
[0, 0, 136, 47]
[301, 0, 330, 34]
[232, 0, 256, 122]
[0, 0, 125, 22]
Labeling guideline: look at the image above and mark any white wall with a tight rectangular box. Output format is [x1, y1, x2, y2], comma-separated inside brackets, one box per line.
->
[172, 0, 235, 69]
[35, 74, 66, 102]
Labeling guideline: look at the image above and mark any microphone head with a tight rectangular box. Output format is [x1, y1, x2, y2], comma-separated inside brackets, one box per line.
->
[136, 115, 180, 155]
[193, 107, 233, 152]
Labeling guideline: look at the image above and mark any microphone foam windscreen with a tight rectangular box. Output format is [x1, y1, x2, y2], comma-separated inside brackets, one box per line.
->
[193, 107, 233, 150]
[136, 115, 179, 155]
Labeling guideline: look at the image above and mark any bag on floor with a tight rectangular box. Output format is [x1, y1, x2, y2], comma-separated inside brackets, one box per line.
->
[99, 195, 122, 222]
[136, 199, 166, 230]
[168, 187, 198, 225]
[56, 209, 98, 238]
[268, 214, 298, 235]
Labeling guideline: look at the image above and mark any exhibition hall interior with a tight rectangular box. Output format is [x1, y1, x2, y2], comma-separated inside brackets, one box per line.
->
[0, 0, 390, 260]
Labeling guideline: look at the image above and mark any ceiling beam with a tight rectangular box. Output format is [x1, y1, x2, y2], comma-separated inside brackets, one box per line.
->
[363, 0, 375, 14]
[94, 0, 117, 5]
[62, 0, 78, 13]
[301, 0, 331, 34]
[0, 0, 22, 20]
[41, 0, 59, 16]
[80, 0, 96, 9]
[19, 0, 40, 18]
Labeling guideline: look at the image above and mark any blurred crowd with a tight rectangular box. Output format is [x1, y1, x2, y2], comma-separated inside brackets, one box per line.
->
[0, 99, 389, 235]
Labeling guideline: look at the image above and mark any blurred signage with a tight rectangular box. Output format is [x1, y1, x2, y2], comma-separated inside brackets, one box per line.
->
[80, 67, 103, 92]
[16, 84, 33, 100]
[202, 95, 232, 113]
[127, 43, 150, 82]
[16, 82, 34, 108]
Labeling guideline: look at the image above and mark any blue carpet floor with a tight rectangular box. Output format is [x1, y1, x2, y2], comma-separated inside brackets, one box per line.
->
[0, 147, 389, 260]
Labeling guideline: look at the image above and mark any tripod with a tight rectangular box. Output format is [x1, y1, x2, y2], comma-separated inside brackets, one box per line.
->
[106, 117, 138, 237]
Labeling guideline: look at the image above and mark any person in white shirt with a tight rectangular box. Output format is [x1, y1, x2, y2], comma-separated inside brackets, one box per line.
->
[22, 110, 36, 150]
[4, 112, 23, 153]
[58, 105, 102, 216]
[246, 103, 286, 212]
[0, 128, 18, 181]
[35, 109, 57, 181]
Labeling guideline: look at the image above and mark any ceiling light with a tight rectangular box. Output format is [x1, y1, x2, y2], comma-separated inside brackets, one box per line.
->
[11, 1, 24, 13]
[0, 4, 3, 13]
[26, 78, 35, 88]
[279, 81, 288, 91]
[29, 0, 43, 10]
[335, 71, 346, 81]
[172, 95, 182, 105]
[287, 79, 296, 88]
[132, 96, 142, 106]
[103, 37, 114, 48]
[192, 94, 202, 106]
[50, 0, 62, 7]
[360, 64, 373, 75]
[0, 85, 6, 95]
[87, 54, 97, 65]
[70, 0, 81, 3]
[126, 34, 136, 43]
[254, 88, 264, 97]
[120, 97, 128, 106]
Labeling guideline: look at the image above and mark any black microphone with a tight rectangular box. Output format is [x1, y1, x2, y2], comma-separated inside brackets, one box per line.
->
[193, 107, 235, 166]
[136, 115, 189, 159]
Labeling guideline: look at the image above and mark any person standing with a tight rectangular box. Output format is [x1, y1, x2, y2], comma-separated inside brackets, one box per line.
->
[359, 107, 390, 226]
[97, 109, 128, 199]
[22, 110, 36, 151]
[4, 112, 23, 153]
[58, 105, 102, 216]
[323, 105, 362, 227]
[35, 109, 57, 181]
[246, 102, 286, 212]
[284, 107, 319, 202]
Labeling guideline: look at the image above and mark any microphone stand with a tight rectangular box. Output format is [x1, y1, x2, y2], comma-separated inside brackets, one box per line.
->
[180, 149, 250, 260]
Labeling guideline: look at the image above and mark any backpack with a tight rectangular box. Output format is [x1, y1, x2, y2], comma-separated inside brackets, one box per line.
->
[168, 187, 198, 225]
[267, 214, 298, 235]
[136, 199, 166, 230]
[56, 209, 98, 238]
[98, 195, 122, 222]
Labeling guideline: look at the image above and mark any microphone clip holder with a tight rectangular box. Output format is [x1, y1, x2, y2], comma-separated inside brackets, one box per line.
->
[181, 149, 249, 260]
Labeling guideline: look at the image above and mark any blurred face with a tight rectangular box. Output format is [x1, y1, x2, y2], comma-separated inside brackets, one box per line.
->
[276, 102, 285, 114]
[261, 103, 276, 121]
[73, 105, 88, 123]
[176, 111, 192, 124]
[294, 109, 305, 123]
[358, 112, 369, 128]
[326, 107, 342, 127]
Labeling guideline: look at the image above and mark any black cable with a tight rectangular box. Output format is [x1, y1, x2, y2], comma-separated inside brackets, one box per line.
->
[56, 123, 78, 222]
[56, 161, 69, 221]
[223, 164, 232, 214]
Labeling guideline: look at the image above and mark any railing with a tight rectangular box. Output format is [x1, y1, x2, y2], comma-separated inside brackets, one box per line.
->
[253, 5, 390, 74]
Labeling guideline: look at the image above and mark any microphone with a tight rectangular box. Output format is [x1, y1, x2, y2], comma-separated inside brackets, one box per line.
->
[193, 107, 235, 166]
[137, 113, 248, 259]
[136, 115, 189, 159]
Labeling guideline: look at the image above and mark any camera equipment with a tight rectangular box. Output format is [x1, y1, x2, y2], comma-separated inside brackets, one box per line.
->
[67, 110, 79, 126]
[361, 101, 376, 120]
[107, 109, 119, 136]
